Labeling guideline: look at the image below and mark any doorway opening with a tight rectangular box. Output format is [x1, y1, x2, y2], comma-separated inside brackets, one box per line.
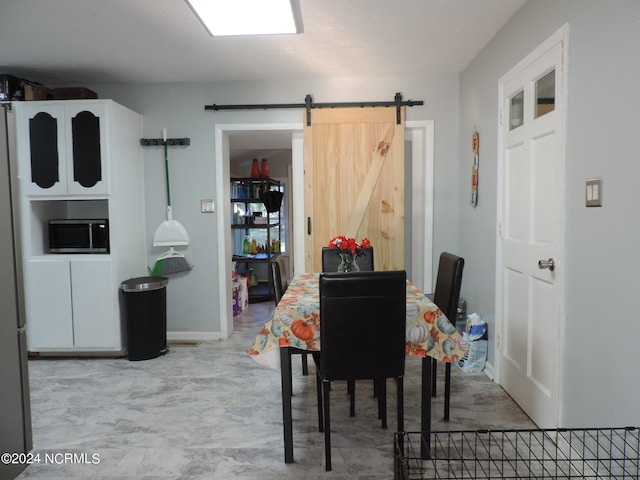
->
[215, 121, 434, 339]
[230, 134, 293, 306]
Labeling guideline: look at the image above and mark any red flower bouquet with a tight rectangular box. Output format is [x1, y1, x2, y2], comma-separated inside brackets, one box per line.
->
[328, 236, 371, 272]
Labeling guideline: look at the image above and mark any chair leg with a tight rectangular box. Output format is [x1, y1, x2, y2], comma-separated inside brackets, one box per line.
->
[378, 379, 387, 429]
[286, 350, 295, 400]
[322, 379, 332, 471]
[396, 376, 404, 434]
[431, 360, 437, 397]
[347, 380, 355, 417]
[444, 363, 451, 421]
[316, 371, 324, 432]
[301, 353, 309, 375]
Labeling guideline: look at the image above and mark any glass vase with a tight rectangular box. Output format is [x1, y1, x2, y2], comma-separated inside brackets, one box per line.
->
[338, 252, 360, 273]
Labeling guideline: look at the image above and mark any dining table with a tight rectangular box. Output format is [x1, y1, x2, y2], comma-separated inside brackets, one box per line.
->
[247, 272, 469, 462]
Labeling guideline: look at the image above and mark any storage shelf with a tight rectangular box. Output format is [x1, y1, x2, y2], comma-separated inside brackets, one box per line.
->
[231, 223, 279, 230]
[230, 176, 279, 183]
[247, 282, 273, 303]
[233, 253, 279, 263]
[231, 176, 281, 303]
[231, 197, 263, 203]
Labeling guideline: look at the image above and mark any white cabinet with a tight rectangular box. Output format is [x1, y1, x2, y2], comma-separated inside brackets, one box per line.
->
[26, 258, 117, 351]
[26, 259, 73, 349]
[71, 259, 118, 348]
[16, 101, 109, 196]
[16, 100, 147, 355]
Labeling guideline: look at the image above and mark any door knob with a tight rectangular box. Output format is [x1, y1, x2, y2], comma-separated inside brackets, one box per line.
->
[538, 258, 555, 271]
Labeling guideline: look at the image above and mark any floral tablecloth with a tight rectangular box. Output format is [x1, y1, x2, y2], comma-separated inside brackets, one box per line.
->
[247, 272, 469, 369]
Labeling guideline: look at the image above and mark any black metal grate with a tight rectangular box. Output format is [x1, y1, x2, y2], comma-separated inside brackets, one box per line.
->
[394, 427, 640, 479]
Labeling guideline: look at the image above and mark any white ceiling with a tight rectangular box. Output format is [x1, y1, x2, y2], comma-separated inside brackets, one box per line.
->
[0, 0, 525, 86]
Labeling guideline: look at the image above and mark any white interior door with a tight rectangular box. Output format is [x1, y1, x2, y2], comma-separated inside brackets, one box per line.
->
[497, 28, 566, 428]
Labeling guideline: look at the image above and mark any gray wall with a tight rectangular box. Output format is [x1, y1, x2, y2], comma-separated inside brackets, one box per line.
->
[91, 75, 460, 334]
[87, 0, 640, 428]
[459, 0, 640, 427]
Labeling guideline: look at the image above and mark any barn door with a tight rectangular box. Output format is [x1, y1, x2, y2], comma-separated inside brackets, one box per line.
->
[304, 107, 405, 272]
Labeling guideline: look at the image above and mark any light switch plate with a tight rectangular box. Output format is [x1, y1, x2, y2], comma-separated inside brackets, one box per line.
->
[585, 178, 602, 207]
[201, 199, 215, 213]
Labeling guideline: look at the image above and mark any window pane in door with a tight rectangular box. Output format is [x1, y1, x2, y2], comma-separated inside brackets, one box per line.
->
[509, 90, 524, 130]
[535, 70, 555, 118]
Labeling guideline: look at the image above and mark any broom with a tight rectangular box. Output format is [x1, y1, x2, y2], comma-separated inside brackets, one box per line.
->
[150, 247, 191, 275]
[150, 129, 192, 275]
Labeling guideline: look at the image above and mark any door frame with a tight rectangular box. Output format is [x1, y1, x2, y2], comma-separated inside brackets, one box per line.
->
[215, 120, 434, 338]
[494, 24, 568, 423]
[215, 123, 302, 339]
[406, 120, 435, 294]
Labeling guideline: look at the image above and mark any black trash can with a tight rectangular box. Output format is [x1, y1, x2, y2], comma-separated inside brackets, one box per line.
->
[120, 276, 169, 361]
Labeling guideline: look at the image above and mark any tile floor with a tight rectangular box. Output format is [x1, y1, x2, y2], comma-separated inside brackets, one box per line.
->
[16, 302, 534, 479]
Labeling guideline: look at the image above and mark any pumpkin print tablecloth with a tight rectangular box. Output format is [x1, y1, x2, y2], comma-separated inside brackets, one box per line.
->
[247, 272, 469, 369]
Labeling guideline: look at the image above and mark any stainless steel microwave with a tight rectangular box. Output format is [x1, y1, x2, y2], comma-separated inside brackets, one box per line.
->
[48, 219, 109, 254]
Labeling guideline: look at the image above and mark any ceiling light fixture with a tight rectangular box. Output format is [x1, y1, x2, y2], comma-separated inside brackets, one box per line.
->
[185, 0, 302, 37]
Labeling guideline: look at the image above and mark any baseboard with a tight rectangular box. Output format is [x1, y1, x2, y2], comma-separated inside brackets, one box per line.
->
[483, 361, 496, 381]
[167, 331, 222, 341]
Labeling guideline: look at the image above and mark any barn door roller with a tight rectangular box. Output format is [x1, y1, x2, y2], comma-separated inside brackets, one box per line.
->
[204, 93, 423, 126]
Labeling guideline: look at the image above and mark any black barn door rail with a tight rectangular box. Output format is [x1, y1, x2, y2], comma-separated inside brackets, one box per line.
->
[204, 93, 424, 125]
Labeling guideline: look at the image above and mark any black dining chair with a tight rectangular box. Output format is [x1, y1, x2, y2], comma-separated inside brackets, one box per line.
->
[429, 252, 464, 421]
[321, 245, 375, 414]
[270, 257, 309, 375]
[321, 246, 374, 272]
[270, 256, 289, 302]
[315, 270, 406, 471]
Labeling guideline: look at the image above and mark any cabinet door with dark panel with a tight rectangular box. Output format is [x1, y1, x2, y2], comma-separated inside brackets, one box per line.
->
[22, 104, 67, 195]
[18, 102, 109, 196]
[65, 103, 108, 195]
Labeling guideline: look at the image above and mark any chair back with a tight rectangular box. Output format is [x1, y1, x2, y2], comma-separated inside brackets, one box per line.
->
[270, 257, 289, 305]
[321, 246, 374, 272]
[432, 252, 465, 321]
[275, 256, 288, 291]
[319, 270, 406, 381]
[268, 262, 284, 305]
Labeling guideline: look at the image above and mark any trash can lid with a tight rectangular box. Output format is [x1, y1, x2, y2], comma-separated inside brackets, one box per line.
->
[121, 276, 168, 292]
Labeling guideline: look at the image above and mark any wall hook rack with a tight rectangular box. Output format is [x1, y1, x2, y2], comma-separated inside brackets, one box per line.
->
[140, 138, 191, 146]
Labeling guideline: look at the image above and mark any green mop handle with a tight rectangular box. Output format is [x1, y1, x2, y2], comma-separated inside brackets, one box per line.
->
[162, 128, 171, 207]
[164, 141, 171, 207]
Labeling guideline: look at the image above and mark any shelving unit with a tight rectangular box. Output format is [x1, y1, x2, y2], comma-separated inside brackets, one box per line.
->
[230, 177, 281, 302]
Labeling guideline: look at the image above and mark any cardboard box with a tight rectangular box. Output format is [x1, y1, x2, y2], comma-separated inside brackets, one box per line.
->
[52, 87, 98, 100]
[23, 83, 53, 101]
